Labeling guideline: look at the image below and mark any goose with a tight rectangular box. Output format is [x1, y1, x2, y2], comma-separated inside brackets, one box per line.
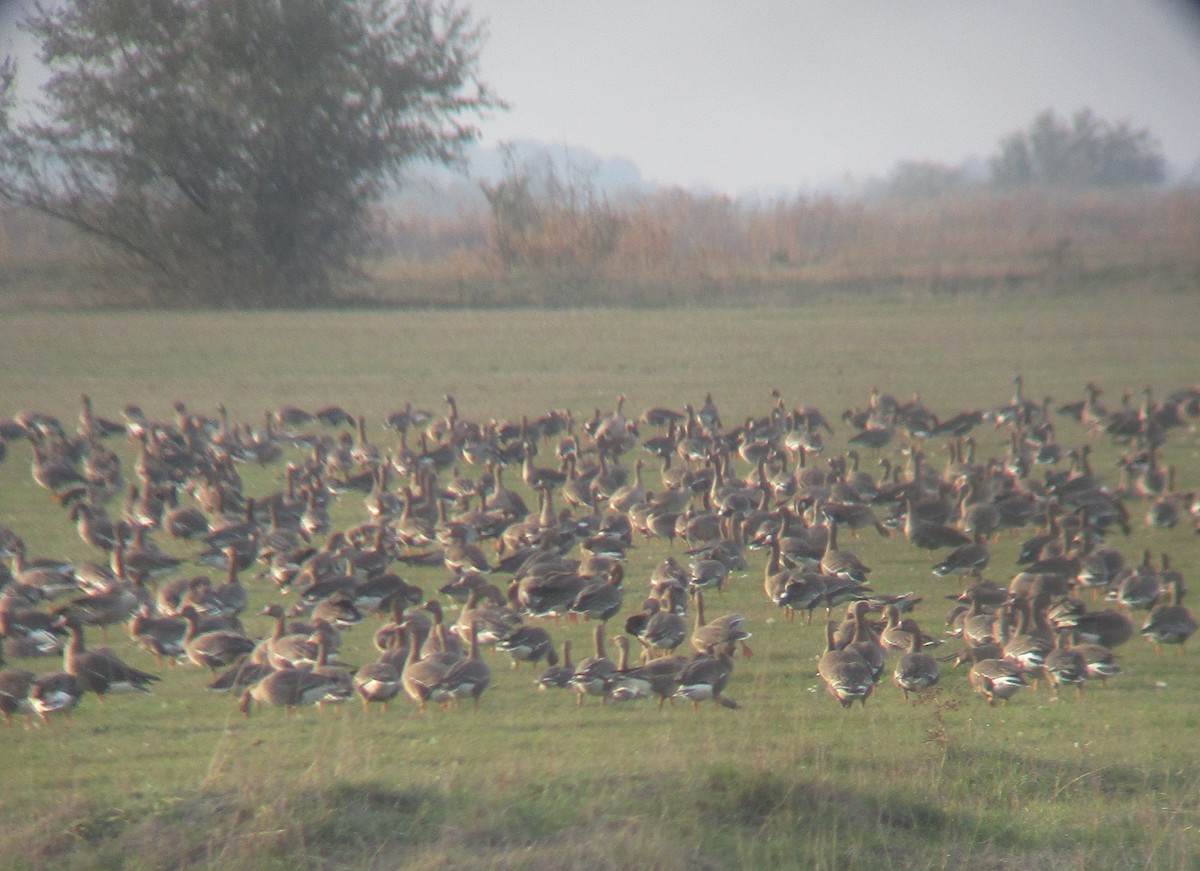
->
[127, 607, 189, 665]
[1070, 641, 1122, 687]
[689, 590, 752, 658]
[1140, 581, 1197, 656]
[0, 668, 36, 726]
[494, 624, 554, 669]
[845, 600, 886, 683]
[238, 667, 349, 717]
[1042, 633, 1089, 699]
[181, 606, 256, 675]
[568, 564, 625, 623]
[817, 620, 874, 709]
[401, 622, 454, 712]
[672, 647, 739, 710]
[901, 495, 972, 551]
[968, 658, 1028, 705]
[56, 613, 161, 699]
[892, 620, 941, 700]
[931, 534, 990, 578]
[28, 671, 83, 726]
[606, 637, 686, 707]
[569, 623, 616, 706]
[537, 639, 574, 691]
[819, 520, 871, 583]
[429, 623, 492, 710]
[635, 586, 688, 655]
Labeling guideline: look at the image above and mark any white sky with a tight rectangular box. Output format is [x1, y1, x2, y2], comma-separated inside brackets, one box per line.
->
[3, 1, 1198, 196]
[467, 1, 1200, 194]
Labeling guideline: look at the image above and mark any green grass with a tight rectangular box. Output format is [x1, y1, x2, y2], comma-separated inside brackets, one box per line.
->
[1, 289, 1199, 869]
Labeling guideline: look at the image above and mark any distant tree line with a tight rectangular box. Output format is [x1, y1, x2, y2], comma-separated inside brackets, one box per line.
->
[872, 108, 1166, 201]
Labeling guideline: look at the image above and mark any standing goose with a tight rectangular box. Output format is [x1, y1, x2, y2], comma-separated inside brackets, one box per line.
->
[817, 620, 874, 709]
[354, 627, 407, 713]
[56, 612, 161, 699]
[401, 622, 453, 712]
[494, 624, 554, 669]
[819, 520, 871, 583]
[892, 620, 941, 700]
[430, 623, 492, 710]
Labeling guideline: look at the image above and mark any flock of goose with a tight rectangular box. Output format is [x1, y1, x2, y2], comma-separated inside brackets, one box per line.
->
[0, 378, 1197, 728]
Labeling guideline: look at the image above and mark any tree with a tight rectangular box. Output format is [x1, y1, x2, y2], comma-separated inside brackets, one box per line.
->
[0, 0, 500, 307]
[989, 108, 1165, 191]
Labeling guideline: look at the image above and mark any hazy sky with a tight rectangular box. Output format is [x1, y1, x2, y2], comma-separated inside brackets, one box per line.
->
[3, 1, 1198, 195]
[468, 1, 1200, 194]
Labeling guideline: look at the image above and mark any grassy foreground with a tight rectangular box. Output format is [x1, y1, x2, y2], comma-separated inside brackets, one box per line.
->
[1, 290, 1198, 870]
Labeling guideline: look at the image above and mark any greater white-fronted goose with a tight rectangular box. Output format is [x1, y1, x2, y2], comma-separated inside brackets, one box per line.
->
[56, 613, 161, 699]
[932, 534, 990, 578]
[569, 623, 616, 706]
[0, 668, 35, 725]
[817, 620, 874, 709]
[181, 606, 256, 675]
[1042, 633, 1089, 698]
[401, 621, 454, 713]
[429, 623, 492, 710]
[494, 624, 554, 669]
[1140, 581, 1197, 656]
[689, 590, 752, 658]
[239, 667, 349, 717]
[127, 607, 188, 665]
[29, 671, 82, 726]
[569, 564, 625, 623]
[968, 658, 1027, 705]
[673, 646, 739, 710]
[819, 520, 871, 583]
[353, 648, 405, 713]
[537, 639, 573, 691]
[892, 620, 941, 700]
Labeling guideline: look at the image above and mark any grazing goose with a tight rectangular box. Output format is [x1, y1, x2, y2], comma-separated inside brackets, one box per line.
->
[127, 607, 189, 665]
[606, 637, 686, 707]
[817, 620, 874, 709]
[239, 667, 349, 717]
[968, 658, 1028, 706]
[29, 671, 83, 726]
[537, 639, 574, 691]
[844, 600, 886, 683]
[569, 623, 617, 706]
[932, 534, 990, 578]
[634, 586, 688, 656]
[181, 606, 256, 675]
[353, 647, 405, 713]
[1042, 633, 1089, 699]
[1140, 581, 1197, 656]
[902, 496, 972, 551]
[56, 613, 161, 699]
[689, 591, 752, 658]
[569, 564, 625, 623]
[494, 624, 554, 669]
[0, 669, 36, 726]
[673, 646, 739, 710]
[892, 621, 941, 700]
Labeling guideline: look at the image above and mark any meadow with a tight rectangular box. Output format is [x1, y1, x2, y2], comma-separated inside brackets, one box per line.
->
[1, 291, 1198, 870]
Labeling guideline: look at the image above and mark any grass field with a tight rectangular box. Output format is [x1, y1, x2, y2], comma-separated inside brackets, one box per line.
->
[1, 290, 1198, 869]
